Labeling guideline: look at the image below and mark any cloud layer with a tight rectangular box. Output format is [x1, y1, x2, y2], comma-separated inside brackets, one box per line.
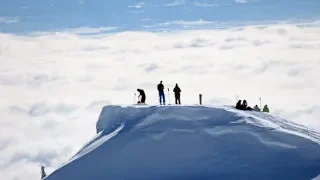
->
[1, 22, 320, 180]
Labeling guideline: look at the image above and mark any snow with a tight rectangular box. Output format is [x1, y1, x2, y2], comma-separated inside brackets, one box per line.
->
[44, 105, 320, 180]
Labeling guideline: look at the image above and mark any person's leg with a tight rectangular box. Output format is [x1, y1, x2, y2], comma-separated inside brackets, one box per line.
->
[162, 92, 166, 104]
[175, 95, 178, 104]
[159, 92, 162, 104]
[178, 94, 181, 104]
[159, 92, 166, 105]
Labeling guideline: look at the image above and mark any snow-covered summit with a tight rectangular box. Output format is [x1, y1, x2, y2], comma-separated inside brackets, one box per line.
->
[44, 105, 320, 180]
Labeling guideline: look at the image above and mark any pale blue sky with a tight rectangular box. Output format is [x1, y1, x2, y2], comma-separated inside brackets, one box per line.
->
[0, 0, 319, 33]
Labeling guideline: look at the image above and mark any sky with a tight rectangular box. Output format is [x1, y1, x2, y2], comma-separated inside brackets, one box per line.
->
[0, 0, 320, 33]
[0, 0, 320, 180]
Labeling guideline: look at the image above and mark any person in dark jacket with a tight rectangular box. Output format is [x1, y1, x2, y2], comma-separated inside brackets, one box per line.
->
[173, 83, 181, 104]
[242, 100, 253, 111]
[236, 100, 242, 110]
[245, 106, 253, 111]
[157, 81, 165, 105]
[242, 100, 248, 109]
[236, 100, 253, 111]
[137, 89, 146, 103]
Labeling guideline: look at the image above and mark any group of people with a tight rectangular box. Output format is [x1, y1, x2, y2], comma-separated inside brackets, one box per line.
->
[137, 81, 182, 105]
[137, 82, 270, 113]
[236, 100, 270, 113]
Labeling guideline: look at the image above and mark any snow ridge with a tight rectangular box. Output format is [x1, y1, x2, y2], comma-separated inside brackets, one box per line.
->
[45, 105, 320, 180]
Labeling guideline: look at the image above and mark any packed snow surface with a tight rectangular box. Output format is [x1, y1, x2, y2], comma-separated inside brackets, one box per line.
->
[45, 105, 320, 180]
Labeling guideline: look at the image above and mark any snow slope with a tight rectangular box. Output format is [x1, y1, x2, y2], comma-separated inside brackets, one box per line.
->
[44, 105, 320, 180]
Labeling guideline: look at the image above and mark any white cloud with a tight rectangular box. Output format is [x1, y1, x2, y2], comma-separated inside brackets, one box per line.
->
[86, 100, 111, 111]
[0, 17, 20, 24]
[1, 21, 320, 180]
[143, 21, 215, 31]
[158, 19, 214, 26]
[31, 27, 118, 35]
[62, 27, 118, 34]
[167, 0, 185, 6]
[235, 0, 248, 3]
[128, 2, 145, 8]
[145, 20, 320, 31]
[194, 1, 219, 7]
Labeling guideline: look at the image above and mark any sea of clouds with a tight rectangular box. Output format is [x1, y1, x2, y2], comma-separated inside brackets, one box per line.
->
[1, 21, 320, 179]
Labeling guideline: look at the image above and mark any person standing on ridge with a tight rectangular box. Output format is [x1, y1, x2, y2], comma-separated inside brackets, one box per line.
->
[157, 81, 165, 105]
[41, 165, 47, 179]
[263, 104, 270, 113]
[173, 83, 181, 104]
[137, 89, 146, 104]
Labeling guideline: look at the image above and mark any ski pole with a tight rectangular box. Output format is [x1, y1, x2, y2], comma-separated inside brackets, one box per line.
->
[259, 97, 262, 110]
[168, 88, 170, 105]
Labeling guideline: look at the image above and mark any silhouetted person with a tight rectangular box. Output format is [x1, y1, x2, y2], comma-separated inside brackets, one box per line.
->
[242, 100, 248, 110]
[236, 100, 242, 110]
[41, 165, 46, 179]
[242, 100, 253, 111]
[173, 83, 181, 104]
[157, 81, 165, 105]
[137, 89, 146, 103]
